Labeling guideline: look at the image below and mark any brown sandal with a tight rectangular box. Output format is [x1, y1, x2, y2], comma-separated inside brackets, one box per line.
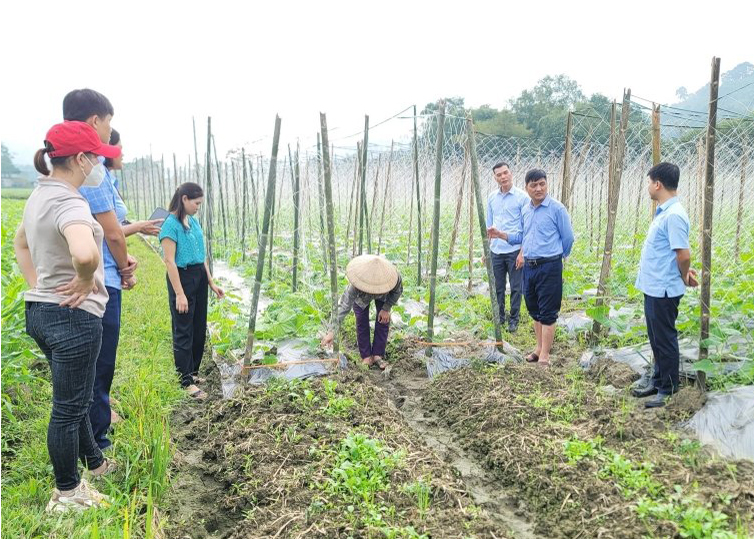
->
[362, 357, 374, 367]
[374, 357, 388, 370]
[525, 352, 539, 363]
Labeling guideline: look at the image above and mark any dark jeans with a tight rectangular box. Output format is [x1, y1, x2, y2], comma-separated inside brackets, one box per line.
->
[491, 250, 523, 325]
[644, 293, 682, 394]
[167, 264, 208, 387]
[523, 257, 563, 326]
[353, 299, 390, 359]
[89, 287, 121, 450]
[25, 302, 105, 491]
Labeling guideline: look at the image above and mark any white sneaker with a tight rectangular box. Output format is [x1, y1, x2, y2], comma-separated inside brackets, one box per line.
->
[45, 478, 110, 512]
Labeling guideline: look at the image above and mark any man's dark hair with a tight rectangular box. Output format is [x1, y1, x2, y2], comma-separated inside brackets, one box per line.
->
[492, 162, 510, 173]
[104, 129, 120, 169]
[647, 162, 680, 191]
[63, 89, 114, 121]
[524, 169, 547, 184]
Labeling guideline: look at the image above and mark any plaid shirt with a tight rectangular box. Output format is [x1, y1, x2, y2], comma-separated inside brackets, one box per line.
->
[334, 275, 403, 326]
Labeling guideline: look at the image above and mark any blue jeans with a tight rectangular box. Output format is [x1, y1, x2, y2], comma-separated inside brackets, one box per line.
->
[88, 287, 121, 450]
[644, 294, 682, 394]
[522, 257, 563, 326]
[491, 250, 523, 325]
[25, 302, 105, 491]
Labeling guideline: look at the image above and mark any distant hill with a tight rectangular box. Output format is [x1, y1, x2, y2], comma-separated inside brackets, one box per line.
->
[670, 61, 754, 121]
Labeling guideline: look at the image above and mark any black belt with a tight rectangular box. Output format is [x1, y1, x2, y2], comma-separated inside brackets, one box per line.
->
[524, 255, 561, 267]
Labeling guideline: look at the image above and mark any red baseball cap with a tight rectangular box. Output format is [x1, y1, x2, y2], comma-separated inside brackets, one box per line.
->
[45, 121, 121, 159]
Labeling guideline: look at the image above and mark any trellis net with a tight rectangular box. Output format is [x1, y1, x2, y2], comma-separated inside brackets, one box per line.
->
[119, 96, 754, 362]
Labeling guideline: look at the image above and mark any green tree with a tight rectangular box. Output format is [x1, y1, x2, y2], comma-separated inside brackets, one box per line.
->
[470, 105, 530, 137]
[510, 74, 585, 137]
[2, 144, 21, 178]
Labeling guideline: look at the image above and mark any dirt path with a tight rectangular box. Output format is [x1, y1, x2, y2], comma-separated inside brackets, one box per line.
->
[373, 367, 540, 539]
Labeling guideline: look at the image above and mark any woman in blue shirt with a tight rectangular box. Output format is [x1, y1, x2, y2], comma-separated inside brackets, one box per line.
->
[160, 182, 224, 399]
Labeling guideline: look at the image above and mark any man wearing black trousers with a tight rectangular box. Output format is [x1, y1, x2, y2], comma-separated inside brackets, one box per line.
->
[633, 163, 698, 408]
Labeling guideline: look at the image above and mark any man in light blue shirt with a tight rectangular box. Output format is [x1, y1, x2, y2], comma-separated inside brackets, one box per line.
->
[486, 162, 529, 332]
[632, 162, 698, 408]
[491, 169, 574, 366]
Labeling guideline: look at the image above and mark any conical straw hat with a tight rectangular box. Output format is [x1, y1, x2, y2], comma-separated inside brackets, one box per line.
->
[345, 255, 399, 295]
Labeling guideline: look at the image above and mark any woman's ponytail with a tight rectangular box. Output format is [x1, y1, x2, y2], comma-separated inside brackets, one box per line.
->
[33, 147, 51, 176]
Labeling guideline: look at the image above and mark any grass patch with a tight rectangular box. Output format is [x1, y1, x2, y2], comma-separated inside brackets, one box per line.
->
[2, 197, 185, 538]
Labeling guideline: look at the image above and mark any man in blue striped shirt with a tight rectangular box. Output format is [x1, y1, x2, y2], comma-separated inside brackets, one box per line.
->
[633, 162, 698, 408]
[491, 169, 574, 366]
[486, 162, 529, 332]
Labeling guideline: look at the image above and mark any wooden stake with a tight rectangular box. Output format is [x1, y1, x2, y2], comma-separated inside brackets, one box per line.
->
[445, 148, 468, 277]
[413, 105, 423, 285]
[359, 115, 371, 254]
[734, 146, 748, 262]
[561, 111, 573, 211]
[466, 114, 503, 347]
[698, 57, 721, 388]
[241, 149, 249, 261]
[591, 90, 631, 339]
[292, 144, 301, 292]
[377, 141, 394, 255]
[426, 101, 446, 355]
[244, 115, 281, 366]
[650, 103, 661, 218]
[316, 133, 329, 273]
[320, 113, 340, 355]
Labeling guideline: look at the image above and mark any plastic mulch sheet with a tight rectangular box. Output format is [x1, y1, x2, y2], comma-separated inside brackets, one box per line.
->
[247, 339, 348, 385]
[685, 385, 754, 461]
[425, 341, 523, 378]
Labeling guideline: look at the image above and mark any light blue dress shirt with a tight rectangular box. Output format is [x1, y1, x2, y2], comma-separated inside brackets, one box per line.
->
[635, 197, 690, 298]
[508, 195, 574, 259]
[486, 186, 529, 254]
[79, 168, 128, 290]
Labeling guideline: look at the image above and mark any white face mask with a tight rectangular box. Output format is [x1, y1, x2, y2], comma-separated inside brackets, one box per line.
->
[80, 156, 106, 187]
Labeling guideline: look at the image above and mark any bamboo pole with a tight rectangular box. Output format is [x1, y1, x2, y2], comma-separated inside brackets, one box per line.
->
[650, 104, 661, 218]
[244, 115, 281, 367]
[241, 149, 249, 261]
[591, 90, 631, 339]
[467, 164, 474, 293]
[561, 111, 573, 211]
[192, 116, 200, 183]
[377, 141, 394, 255]
[406, 163, 415, 265]
[345, 145, 359, 250]
[734, 146, 748, 262]
[426, 101, 446, 356]
[205, 118, 214, 274]
[413, 105, 423, 285]
[292, 144, 301, 292]
[173, 153, 178, 192]
[268, 160, 284, 279]
[466, 114, 503, 347]
[316, 133, 329, 273]
[359, 115, 371, 254]
[699, 57, 721, 387]
[250, 157, 259, 240]
[320, 113, 340, 355]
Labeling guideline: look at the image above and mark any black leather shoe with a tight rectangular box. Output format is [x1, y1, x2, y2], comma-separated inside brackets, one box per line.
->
[644, 393, 670, 408]
[508, 322, 518, 333]
[631, 386, 658, 398]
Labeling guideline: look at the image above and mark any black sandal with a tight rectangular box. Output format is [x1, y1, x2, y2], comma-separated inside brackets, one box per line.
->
[525, 352, 540, 363]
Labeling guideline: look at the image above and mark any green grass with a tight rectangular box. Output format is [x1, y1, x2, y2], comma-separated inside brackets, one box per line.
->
[0, 187, 34, 199]
[2, 197, 185, 538]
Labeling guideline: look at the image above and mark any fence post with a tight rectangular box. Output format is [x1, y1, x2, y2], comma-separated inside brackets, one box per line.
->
[651, 103, 661, 217]
[413, 105, 423, 285]
[377, 141, 394, 255]
[320, 113, 340, 355]
[445, 148, 468, 277]
[591, 90, 631, 339]
[205, 118, 214, 274]
[426, 101, 446, 356]
[699, 56, 721, 389]
[561, 111, 573, 211]
[466, 114, 504, 347]
[244, 115, 282, 367]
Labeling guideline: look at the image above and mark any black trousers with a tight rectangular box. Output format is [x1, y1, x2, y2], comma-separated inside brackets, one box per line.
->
[491, 250, 523, 325]
[167, 264, 208, 387]
[522, 257, 563, 326]
[644, 293, 682, 395]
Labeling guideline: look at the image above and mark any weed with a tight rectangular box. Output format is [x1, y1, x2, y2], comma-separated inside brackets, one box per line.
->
[563, 436, 603, 464]
[403, 477, 432, 517]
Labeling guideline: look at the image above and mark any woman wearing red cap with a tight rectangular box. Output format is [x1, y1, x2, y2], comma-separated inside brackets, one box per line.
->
[13, 121, 121, 512]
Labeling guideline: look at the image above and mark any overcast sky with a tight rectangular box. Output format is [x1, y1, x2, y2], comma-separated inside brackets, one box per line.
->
[2, 0, 752, 168]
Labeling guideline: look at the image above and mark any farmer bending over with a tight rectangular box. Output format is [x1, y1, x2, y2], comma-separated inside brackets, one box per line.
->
[321, 255, 403, 370]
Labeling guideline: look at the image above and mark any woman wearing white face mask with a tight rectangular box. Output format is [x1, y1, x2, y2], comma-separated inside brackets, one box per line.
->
[14, 121, 121, 512]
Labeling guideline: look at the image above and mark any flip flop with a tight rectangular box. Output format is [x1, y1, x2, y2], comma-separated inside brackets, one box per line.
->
[186, 384, 207, 400]
[525, 352, 540, 363]
[192, 375, 207, 384]
[374, 357, 388, 370]
[362, 357, 374, 367]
